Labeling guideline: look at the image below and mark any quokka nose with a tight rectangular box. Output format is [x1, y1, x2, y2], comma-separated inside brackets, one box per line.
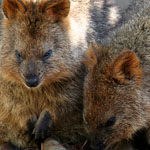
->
[25, 75, 39, 87]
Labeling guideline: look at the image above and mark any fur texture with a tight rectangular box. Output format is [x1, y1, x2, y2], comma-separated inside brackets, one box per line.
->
[83, 3, 150, 149]
[0, 0, 120, 149]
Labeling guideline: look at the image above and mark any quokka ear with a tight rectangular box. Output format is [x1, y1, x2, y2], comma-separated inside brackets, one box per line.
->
[2, 0, 27, 19]
[111, 50, 142, 85]
[41, 0, 70, 20]
[83, 43, 99, 70]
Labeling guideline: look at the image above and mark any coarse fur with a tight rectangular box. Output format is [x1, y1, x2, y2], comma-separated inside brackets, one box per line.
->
[115, 0, 150, 29]
[0, 0, 86, 148]
[0, 0, 120, 149]
[83, 3, 150, 149]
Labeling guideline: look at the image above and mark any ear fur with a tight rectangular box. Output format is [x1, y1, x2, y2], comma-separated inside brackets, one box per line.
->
[41, 0, 70, 20]
[111, 50, 142, 85]
[83, 43, 99, 70]
[2, 0, 26, 19]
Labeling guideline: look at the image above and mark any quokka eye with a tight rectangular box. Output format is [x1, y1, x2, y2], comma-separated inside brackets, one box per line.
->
[105, 117, 116, 127]
[43, 49, 52, 61]
[15, 50, 23, 61]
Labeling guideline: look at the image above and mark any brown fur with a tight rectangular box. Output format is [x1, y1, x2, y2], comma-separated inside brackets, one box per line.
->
[2, 0, 26, 18]
[83, 44, 149, 150]
[83, 2, 150, 149]
[0, 0, 87, 148]
[40, 0, 70, 19]
[111, 51, 142, 85]
[0, 0, 121, 148]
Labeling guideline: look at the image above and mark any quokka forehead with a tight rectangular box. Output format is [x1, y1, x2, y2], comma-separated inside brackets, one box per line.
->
[15, 15, 51, 38]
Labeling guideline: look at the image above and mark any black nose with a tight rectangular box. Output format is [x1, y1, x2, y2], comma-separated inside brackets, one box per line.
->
[25, 75, 39, 87]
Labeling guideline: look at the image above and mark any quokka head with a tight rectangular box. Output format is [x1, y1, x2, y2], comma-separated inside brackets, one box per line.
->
[83, 44, 142, 150]
[0, 0, 76, 88]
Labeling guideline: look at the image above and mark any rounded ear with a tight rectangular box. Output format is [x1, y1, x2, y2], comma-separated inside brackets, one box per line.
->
[111, 50, 142, 85]
[40, 0, 70, 20]
[2, 0, 27, 19]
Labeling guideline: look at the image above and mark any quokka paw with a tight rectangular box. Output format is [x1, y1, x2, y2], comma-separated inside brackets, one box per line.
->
[27, 115, 38, 140]
[32, 110, 52, 143]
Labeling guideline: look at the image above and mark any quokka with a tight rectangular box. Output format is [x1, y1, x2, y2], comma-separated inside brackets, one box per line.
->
[83, 3, 150, 149]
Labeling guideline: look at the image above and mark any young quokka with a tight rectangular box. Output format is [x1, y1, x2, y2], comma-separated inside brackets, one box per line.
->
[0, 0, 120, 149]
[83, 44, 144, 150]
[83, 0, 150, 148]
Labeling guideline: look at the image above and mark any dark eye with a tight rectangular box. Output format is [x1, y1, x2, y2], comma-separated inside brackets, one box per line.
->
[105, 117, 116, 127]
[43, 49, 52, 60]
[15, 50, 23, 61]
